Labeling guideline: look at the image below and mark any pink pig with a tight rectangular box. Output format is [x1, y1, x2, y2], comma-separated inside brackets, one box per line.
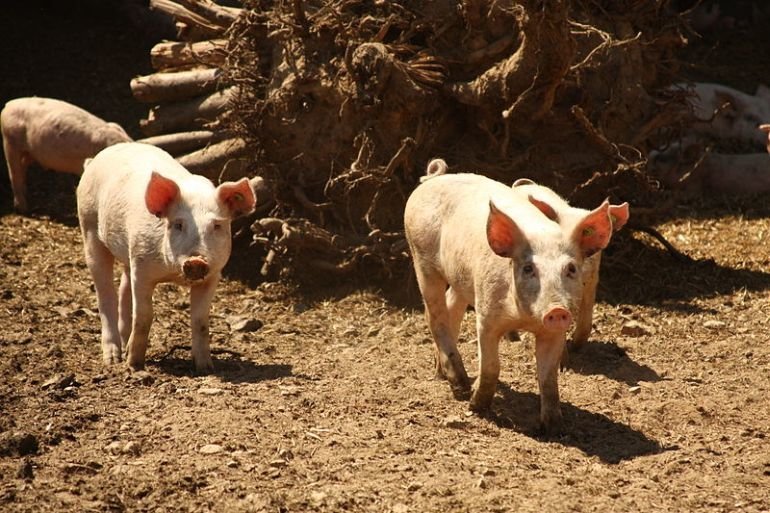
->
[1, 97, 131, 213]
[404, 159, 616, 432]
[77, 142, 257, 372]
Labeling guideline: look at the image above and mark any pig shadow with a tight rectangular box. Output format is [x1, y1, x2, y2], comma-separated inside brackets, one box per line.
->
[564, 340, 661, 386]
[598, 230, 770, 311]
[150, 346, 292, 384]
[0, 167, 80, 226]
[489, 383, 665, 464]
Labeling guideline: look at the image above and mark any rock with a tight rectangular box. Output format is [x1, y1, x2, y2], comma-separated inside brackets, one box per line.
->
[41, 374, 78, 390]
[406, 482, 422, 492]
[127, 371, 154, 386]
[105, 441, 123, 455]
[122, 441, 141, 456]
[628, 386, 642, 394]
[441, 416, 468, 429]
[621, 321, 653, 337]
[703, 320, 726, 329]
[199, 444, 224, 454]
[227, 315, 263, 333]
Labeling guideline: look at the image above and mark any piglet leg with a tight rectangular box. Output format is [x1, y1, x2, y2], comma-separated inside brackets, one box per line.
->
[82, 233, 122, 364]
[190, 276, 218, 373]
[535, 333, 566, 434]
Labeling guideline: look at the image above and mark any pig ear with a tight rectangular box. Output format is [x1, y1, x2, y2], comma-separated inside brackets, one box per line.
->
[573, 200, 613, 257]
[527, 194, 558, 222]
[512, 178, 535, 187]
[487, 201, 523, 258]
[217, 177, 256, 218]
[608, 202, 630, 232]
[145, 171, 180, 218]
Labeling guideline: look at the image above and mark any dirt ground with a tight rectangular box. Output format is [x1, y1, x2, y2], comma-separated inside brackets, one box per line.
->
[2, 3, 770, 513]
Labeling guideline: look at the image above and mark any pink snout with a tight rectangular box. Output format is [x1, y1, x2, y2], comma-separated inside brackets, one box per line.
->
[182, 256, 209, 281]
[543, 306, 572, 332]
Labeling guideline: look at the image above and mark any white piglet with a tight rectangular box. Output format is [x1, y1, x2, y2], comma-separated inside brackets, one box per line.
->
[1, 97, 132, 212]
[404, 160, 616, 432]
[77, 142, 257, 373]
[511, 179, 629, 347]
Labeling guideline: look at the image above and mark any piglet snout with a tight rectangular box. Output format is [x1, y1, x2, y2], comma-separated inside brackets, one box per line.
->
[543, 306, 572, 332]
[183, 256, 209, 281]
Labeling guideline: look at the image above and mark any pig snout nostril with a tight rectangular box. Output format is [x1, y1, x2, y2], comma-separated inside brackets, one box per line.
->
[183, 257, 209, 281]
[543, 307, 572, 331]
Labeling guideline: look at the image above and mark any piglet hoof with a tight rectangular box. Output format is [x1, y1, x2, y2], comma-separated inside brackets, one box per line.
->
[449, 382, 471, 401]
[102, 346, 123, 365]
[193, 358, 215, 375]
[539, 409, 563, 437]
[126, 355, 146, 372]
[469, 381, 495, 414]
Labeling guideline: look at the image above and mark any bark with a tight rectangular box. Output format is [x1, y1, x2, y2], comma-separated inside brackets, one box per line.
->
[131, 68, 222, 104]
[139, 87, 236, 136]
[176, 137, 247, 178]
[135, 130, 220, 156]
[150, 0, 223, 39]
[150, 39, 228, 70]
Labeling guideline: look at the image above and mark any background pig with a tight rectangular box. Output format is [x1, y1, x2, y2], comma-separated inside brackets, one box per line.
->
[511, 179, 629, 347]
[672, 82, 770, 148]
[1, 97, 132, 213]
[404, 161, 614, 432]
[648, 137, 770, 194]
[77, 142, 257, 373]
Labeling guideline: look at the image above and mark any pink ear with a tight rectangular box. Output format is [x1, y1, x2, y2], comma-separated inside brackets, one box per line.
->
[608, 202, 630, 232]
[573, 200, 613, 257]
[527, 194, 558, 222]
[145, 171, 180, 218]
[217, 178, 256, 218]
[487, 201, 522, 258]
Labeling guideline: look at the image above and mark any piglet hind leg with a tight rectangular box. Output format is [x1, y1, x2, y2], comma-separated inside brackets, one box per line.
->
[118, 267, 133, 348]
[82, 233, 122, 364]
[535, 333, 567, 435]
[414, 270, 470, 397]
[189, 277, 218, 374]
[125, 271, 155, 371]
[572, 252, 601, 347]
[2, 137, 30, 213]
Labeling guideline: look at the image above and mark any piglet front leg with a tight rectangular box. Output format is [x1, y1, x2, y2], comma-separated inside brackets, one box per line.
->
[190, 276, 219, 374]
[535, 332, 567, 434]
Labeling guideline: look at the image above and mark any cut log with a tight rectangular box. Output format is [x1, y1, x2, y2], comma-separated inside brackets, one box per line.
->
[150, 0, 223, 39]
[150, 39, 228, 70]
[174, 0, 241, 28]
[140, 87, 236, 136]
[177, 138, 248, 178]
[131, 68, 222, 103]
[135, 130, 220, 156]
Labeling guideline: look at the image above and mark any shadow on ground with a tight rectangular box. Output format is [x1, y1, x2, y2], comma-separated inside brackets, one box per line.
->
[491, 383, 665, 464]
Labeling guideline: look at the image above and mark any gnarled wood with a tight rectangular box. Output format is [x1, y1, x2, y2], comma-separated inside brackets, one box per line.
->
[176, 137, 247, 178]
[136, 130, 220, 156]
[131, 68, 221, 104]
[139, 87, 236, 136]
[150, 39, 228, 70]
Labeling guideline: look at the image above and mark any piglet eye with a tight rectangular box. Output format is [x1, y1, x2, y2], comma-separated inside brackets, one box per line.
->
[522, 264, 535, 275]
[567, 263, 577, 276]
[213, 222, 222, 231]
[173, 221, 184, 231]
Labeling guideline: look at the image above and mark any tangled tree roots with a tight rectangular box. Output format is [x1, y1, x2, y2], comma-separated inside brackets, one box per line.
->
[224, 0, 686, 280]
